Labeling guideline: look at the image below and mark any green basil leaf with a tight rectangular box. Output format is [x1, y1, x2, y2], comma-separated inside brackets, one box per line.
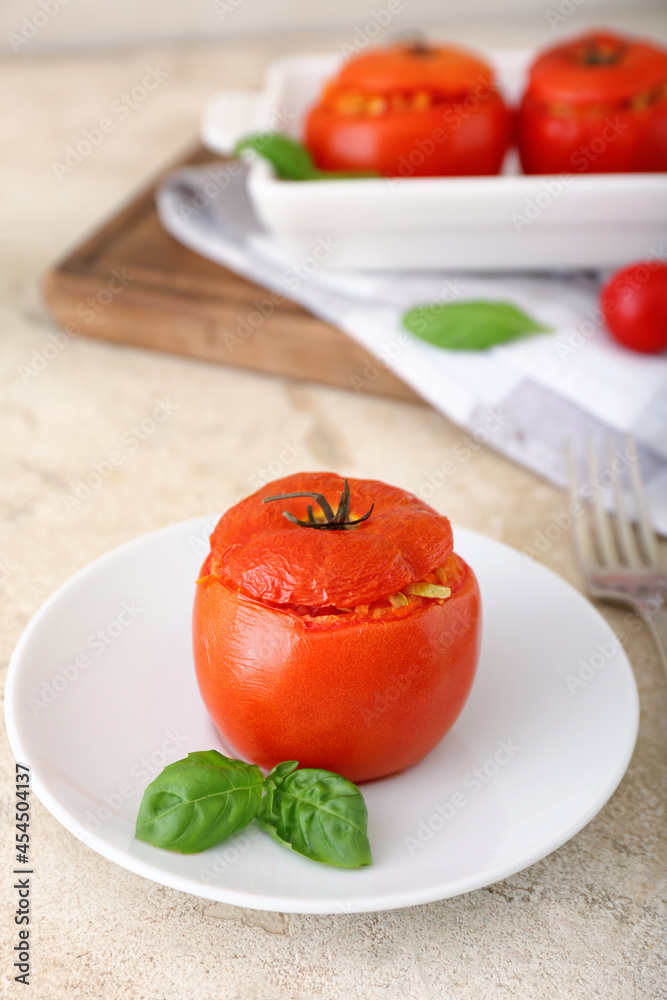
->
[257, 763, 372, 868]
[135, 750, 263, 854]
[234, 133, 378, 181]
[265, 760, 300, 782]
[403, 300, 552, 351]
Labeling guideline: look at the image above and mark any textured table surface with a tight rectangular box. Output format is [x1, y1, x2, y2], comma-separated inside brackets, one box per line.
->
[1, 35, 666, 1000]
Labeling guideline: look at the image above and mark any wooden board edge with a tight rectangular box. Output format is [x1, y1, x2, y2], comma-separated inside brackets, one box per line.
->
[52, 143, 218, 275]
[41, 268, 424, 404]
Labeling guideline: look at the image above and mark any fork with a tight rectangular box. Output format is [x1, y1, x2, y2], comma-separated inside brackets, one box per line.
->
[567, 435, 667, 673]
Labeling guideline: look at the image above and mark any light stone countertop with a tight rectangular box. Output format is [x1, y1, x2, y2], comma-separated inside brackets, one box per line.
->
[1, 36, 666, 1000]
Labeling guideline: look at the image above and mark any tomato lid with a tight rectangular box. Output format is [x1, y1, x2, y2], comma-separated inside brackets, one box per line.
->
[209, 472, 454, 608]
[333, 43, 495, 99]
[527, 31, 667, 105]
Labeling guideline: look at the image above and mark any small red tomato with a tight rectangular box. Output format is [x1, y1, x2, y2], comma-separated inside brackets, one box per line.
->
[518, 30, 667, 174]
[600, 261, 667, 354]
[192, 473, 481, 783]
[305, 42, 510, 177]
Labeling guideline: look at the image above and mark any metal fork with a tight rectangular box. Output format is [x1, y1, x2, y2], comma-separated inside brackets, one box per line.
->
[567, 435, 667, 673]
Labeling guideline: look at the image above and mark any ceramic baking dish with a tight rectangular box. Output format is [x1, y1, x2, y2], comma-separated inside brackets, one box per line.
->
[201, 50, 667, 271]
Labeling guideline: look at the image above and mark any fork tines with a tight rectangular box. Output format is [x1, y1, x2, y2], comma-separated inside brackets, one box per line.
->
[567, 435, 662, 576]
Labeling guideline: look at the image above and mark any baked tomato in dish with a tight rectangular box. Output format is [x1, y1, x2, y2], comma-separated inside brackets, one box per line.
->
[193, 473, 481, 783]
[518, 30, 667, 174]
[305, 42, 510, 177]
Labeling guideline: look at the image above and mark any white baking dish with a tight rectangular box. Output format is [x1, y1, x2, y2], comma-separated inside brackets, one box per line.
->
[201, 50, 667, 271]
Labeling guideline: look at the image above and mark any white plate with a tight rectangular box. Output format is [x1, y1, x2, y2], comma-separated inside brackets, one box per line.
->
[4, 516, 638, 914]
[201, 51, 667, 271]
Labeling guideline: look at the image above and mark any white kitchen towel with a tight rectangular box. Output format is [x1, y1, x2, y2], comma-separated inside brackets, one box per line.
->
[156, 163, 667, 535]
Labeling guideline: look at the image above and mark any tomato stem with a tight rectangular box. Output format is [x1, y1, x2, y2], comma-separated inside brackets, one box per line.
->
[386, 30, 432, 56]
[580, 38, 626, 66]
[262, 479, 374, 530]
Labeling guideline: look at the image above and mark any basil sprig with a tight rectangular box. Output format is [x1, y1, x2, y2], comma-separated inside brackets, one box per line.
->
[403, 300, 552, 351]
[234, 132, 379, 181]
[257, 761, 372, 868]
[135, 752, 372, 868]
[135, 750, 263, 854]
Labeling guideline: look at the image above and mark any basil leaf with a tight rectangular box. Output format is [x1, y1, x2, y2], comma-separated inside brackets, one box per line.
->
[265, 760, 300, 782]
[157, 749, 236, 775]
[403, 300, 552, 351]
[234, 133, 378, 181]
[135, 750, 263, 854]
[257, 762, 372, 868]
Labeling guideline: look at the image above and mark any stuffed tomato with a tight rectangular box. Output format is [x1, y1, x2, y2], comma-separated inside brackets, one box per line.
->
[193, 472, 481, 783]
[518, 30, 667, 174]
[305, 42, 510, 177]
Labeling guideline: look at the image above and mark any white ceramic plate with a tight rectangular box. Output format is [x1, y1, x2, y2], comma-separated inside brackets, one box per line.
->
[4, 517, 638, 914]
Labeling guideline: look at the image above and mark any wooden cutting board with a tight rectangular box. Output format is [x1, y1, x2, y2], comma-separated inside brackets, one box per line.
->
[42, 145, 420, 403]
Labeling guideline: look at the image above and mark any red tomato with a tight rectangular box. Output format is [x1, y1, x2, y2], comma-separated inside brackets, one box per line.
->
[305, 43, 510, 177]
[192, 473, 481, 783]
[518, 31, 667, 174]
[600, 261, 667, 354]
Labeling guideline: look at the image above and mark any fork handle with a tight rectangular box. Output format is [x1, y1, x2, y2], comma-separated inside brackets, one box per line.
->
[640, 605, 667, 677]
